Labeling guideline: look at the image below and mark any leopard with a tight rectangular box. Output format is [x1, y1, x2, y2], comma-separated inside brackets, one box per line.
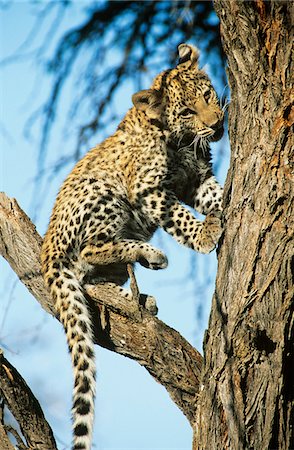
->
[41, 43, 224, 450]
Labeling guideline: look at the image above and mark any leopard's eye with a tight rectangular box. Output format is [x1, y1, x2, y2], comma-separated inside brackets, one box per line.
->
[179, 108, 196, 117]
[203, 89, 211, 102]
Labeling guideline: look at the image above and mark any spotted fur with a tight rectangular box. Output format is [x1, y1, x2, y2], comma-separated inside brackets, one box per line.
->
[41, 43, 224, 450]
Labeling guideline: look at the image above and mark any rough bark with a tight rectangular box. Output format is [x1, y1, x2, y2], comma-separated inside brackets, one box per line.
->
[0, 423, 15, 450]
[0, 192, 202, 432]
[193, 1, 293, 449]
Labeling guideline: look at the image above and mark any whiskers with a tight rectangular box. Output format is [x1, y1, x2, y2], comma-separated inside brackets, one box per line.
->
[220, 84, 230, 113]
[177, 134, 208, 158]
[221, 98, 230, 113]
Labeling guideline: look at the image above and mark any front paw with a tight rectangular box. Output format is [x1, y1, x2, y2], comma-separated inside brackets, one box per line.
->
[198, 213, 223, 254]
[210, 209, 222, 220]
[138, 247, 168, 270]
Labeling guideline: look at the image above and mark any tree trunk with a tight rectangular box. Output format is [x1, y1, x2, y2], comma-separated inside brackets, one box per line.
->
[193, 1, 293, 449]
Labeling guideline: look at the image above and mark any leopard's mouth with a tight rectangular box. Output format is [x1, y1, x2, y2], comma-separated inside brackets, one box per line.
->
[210, 124, 224, 142]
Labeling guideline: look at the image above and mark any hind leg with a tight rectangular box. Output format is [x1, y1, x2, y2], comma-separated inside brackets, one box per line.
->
[80, 240, 164, 315]
[80, 240, 168, 270]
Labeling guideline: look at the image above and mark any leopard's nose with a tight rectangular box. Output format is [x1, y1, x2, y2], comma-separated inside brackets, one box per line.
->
[210, 112, 224, 131]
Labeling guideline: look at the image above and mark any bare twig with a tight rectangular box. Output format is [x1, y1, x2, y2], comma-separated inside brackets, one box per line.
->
[127, 263, 140, 303]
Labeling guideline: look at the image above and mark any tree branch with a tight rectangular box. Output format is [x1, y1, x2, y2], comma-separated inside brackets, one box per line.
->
[0, 192, 203, 425]
[0, 349, 57, 450]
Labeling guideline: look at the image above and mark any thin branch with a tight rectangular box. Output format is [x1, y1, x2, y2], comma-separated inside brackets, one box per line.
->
[0, 192, 203, 424]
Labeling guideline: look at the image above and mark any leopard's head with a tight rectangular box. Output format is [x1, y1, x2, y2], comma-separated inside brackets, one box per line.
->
[132, 43, 224, 146]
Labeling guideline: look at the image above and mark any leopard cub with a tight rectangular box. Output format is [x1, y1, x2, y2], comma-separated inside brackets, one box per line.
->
[41, 43, 224, 450]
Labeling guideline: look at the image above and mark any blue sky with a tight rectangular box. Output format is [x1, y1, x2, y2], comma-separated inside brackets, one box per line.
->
[0, 3, 229, 449]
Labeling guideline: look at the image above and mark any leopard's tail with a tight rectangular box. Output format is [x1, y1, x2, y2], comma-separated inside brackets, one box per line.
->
[43, 261, 96, 450]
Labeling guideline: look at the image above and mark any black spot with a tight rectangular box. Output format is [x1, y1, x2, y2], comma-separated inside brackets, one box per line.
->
[64, 272, 73, 279]
[176, 229, 182, 236]
[86, 347, 95, 359]
[78, 377, 91, 394]
[65, 252, 72, 263]
[74, 423, 88, 437]
[74, 398, 91, 415]
[68, 284, 77, 291]
[73, 443, 86, 450]
[52, 262, 60, 269]
[80, 360, 89, 371]
[47, 277, 54, 286]
[97, 232, 107, 240]
[74, 305, 82, 315]
[79, 321, 88, 334]
[43, 255, 49, 264]
[165, 220, 174, 229]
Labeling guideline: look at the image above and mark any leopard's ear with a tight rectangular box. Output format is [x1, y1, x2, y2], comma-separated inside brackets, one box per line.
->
[177, 43, 199, 69]
[132, 89, 162, 119]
